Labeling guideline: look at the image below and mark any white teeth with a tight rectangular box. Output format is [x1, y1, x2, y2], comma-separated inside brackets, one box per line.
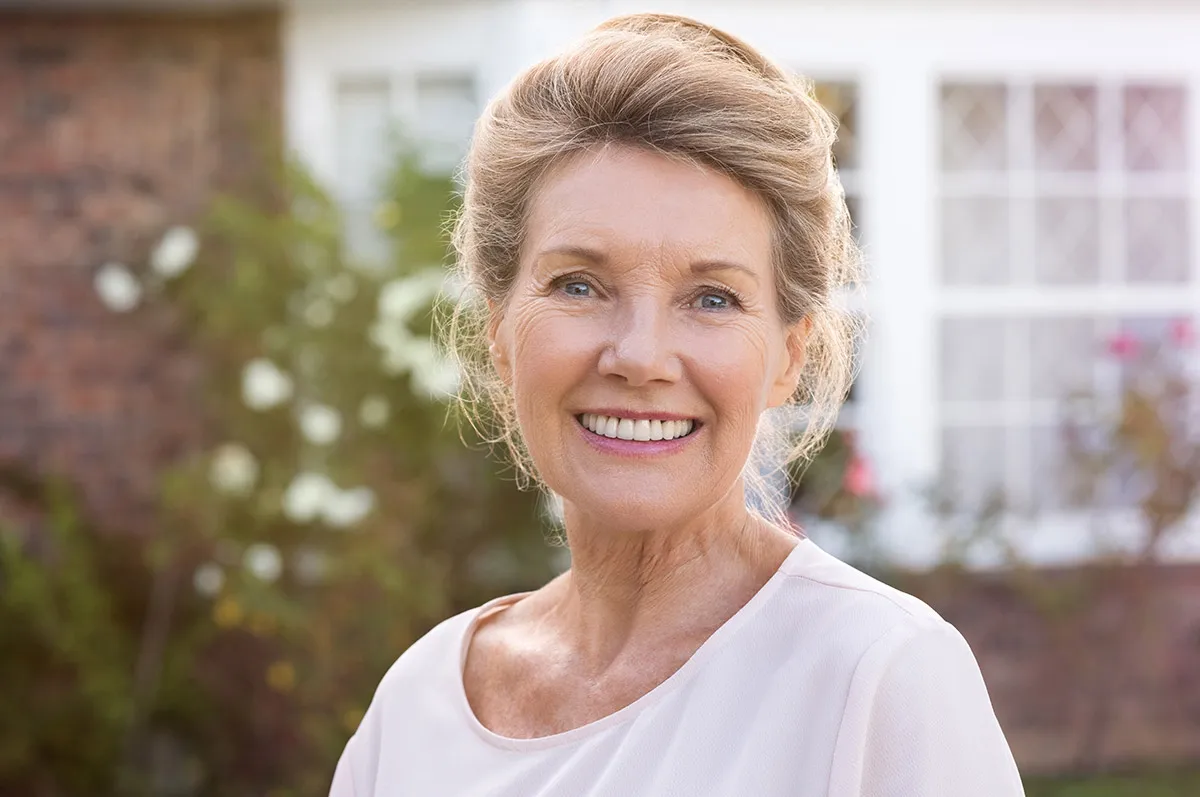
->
[580, 414, 696, 441]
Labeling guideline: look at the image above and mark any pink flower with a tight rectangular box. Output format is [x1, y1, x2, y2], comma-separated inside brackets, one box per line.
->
[1169, 318, 1195, 348]
[1107, 332, 1140, 360]
[843, 454, 876, 499]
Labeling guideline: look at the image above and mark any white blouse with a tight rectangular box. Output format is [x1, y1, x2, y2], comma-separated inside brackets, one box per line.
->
[329, 537, 1026, 796]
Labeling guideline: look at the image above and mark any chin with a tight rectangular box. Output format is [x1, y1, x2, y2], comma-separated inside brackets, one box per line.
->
[556, 480, 707, 531]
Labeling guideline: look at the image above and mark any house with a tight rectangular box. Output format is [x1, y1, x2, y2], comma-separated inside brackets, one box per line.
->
[285, 0, 1200, 570]
[3, 0, 1200, 776]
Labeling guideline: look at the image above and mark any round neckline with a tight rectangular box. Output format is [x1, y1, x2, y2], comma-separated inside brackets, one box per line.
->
[454, 536, 815, 751]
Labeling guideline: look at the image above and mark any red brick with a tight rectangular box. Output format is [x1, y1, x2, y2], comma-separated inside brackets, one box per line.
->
[0, 9, 281, 534]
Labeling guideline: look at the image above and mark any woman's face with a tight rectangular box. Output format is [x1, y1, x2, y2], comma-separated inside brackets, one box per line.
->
[490, 146, 807, 529]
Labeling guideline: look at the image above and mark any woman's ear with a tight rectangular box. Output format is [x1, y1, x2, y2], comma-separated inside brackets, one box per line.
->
[486, 298, 513, 385]
[767, 316, 812, 408]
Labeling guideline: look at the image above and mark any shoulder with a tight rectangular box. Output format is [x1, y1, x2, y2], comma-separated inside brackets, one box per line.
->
[775, 538, 951, 649]
[331, 597, 511, 793]
[768, 539, 1006, 721]
[369, 597, 499, 701]
[777, 543, 1025, 794]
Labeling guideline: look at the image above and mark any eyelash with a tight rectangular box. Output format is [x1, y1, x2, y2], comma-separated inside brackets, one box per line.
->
[550, 273, 745, 311]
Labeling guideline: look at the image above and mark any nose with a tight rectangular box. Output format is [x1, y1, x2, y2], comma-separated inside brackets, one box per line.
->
[597, 297, 681, 386]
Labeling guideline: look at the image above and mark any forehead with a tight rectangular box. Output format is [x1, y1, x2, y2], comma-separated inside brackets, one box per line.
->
[523, 146, 775, 269]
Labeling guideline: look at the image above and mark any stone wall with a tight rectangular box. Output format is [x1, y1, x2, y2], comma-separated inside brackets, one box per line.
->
[0, 9, 280, 532]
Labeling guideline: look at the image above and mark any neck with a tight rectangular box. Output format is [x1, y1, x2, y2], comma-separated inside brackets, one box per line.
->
[550, 482, 798, 672]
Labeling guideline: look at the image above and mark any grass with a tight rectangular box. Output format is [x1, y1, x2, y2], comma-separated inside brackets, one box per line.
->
[1023, 769, 1200, 797]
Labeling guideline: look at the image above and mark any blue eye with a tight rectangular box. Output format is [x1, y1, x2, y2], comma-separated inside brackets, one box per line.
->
[694, 292, 732, 310]
[561, 281, 592, 297]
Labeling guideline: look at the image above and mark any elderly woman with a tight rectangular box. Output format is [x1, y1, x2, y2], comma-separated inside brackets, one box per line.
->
[329, 13, 1024, 797]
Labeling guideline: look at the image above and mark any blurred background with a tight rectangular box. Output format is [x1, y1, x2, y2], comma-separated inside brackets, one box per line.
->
[1, 0, 1199, 795]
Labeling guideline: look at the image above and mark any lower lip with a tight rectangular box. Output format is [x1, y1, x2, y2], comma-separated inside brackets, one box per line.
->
[576, 419, 700, 456]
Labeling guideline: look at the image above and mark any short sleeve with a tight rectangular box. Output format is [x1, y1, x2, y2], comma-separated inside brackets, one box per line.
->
[855, 622, 1025, 796]
[328, 734, 359, 797]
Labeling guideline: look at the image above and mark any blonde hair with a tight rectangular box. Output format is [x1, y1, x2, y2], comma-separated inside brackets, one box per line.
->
[445, 13, 865, 518]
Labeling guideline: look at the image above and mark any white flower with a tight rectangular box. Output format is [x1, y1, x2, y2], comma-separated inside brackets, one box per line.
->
[282, 471, 335, 523]
[304, 298, 335, 328]
[403, 337, 460, 399]
[323, 486, 376, 529]
[293, 547, 330, 585]
[150, 225, 199, 279]
[193, 562, 225, 597]
[244, 543, 282, 583]
[326, 273, 357, 303]
[208, 443, 259, 496]
[94, 262, 142, 312]
[242, 358, 294, 411]
[298, 404, 342, 445]
[413, 356, 460, 399]
[377, 268, 445, 324]
[359, 395, 390, 428]
[369, 319, 413, 375]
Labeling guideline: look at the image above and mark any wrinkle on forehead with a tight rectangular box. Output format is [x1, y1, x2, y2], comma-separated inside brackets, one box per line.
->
[521, 145, 775, 286]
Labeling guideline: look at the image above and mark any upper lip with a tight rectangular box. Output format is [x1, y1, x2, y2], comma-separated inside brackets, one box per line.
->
[577, 409, 697, 421]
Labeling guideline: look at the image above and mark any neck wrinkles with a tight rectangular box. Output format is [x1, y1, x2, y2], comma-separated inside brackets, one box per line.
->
[552, 481, 793, 673]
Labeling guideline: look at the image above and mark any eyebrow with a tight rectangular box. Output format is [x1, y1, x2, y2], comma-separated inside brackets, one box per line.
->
[537, 245, 760, 284]
[690, 259, 761, 285]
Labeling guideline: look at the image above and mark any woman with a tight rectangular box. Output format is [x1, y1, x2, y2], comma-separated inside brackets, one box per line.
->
[330, 13, 1025, 796]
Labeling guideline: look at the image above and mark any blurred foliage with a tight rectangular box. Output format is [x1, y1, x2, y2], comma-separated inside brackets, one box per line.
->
[787, 427, 885, 570]
[0, 142, 558, 796]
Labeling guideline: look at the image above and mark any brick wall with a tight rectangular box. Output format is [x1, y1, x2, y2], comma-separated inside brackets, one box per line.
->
[909, 560, 1200, 775]
[0, 10, 280, 533]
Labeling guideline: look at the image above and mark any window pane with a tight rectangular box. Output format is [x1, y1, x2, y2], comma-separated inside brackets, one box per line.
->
[1029, 317, 1098, 400]
[1124, 84, 1187, 173]
[941, 426, 1009, 509]
[1034, 84, 1098, 172]
[1124, 197, 1190, 284]
[941, 318, 1009, 402]
[941, 83, 1008, 172]
[1030, 424, 1077, 511]
[814, 81, 859, 171]
[334, 78, 393, 264]
[414, 72, 477, 172]
[334, 78, 392, 202]
[942, 196, 1010, 285]
[1034, 196, 1101, 285]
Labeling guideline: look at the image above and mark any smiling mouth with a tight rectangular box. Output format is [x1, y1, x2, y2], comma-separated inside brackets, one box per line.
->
[577, 413, 698, 442]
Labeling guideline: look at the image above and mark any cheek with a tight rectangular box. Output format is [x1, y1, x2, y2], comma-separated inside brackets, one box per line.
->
[507, 306, 597, 410]
[686, 324, 777, 412]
